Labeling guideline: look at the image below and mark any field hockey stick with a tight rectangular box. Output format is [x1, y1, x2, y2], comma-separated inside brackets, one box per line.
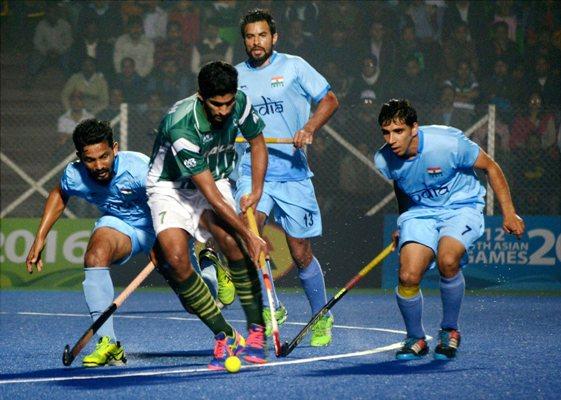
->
[246, 206, 282, 357]
[279, 243, 394, 357]
[235, 137, 294, 144]
[62, 261, 156, 366]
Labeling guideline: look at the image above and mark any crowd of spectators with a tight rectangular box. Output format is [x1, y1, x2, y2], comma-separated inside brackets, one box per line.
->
[3, 0, 561, 215]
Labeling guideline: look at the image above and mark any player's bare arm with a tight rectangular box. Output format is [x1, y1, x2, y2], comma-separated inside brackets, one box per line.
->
[239, 133, 267, 213]
[473, 149, 525, 237]
[25, 185, 68, 273]
[293, 91, 339, 148]
[191, 169, 267, 264]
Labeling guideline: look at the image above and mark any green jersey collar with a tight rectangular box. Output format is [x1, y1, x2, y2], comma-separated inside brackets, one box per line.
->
[194, 97, 212, 133]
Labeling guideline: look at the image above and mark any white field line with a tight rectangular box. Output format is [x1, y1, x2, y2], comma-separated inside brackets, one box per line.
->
[0, 311, 427, 385]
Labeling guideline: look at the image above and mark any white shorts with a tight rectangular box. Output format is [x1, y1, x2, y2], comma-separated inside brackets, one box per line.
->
[147, 179, 236, 243]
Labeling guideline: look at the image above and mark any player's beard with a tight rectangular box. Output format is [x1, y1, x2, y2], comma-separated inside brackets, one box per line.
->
[89, 167, 113, 184]
[247, 45, 272, 67]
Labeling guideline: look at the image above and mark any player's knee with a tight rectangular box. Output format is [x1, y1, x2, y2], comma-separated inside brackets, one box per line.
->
[83, 248, 112, 267]
[437, 253, 461, 277]
[398, 270, 422, 287]
[289, 239, 312, 267]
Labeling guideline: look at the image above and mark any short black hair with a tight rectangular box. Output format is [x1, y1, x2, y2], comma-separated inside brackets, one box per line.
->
[378, 99, 417, 127]
[73, 119, 114, 154]
[240, 9, 276, 37]
[198, 61, 238, 99]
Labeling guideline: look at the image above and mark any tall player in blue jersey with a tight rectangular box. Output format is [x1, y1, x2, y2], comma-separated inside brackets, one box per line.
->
[374, 99, 525, 360]
[235, 9, 339, 346]
[25, 119, 152, 367]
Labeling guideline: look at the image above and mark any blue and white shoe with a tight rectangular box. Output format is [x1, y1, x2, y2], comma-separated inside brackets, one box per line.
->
[434, 329, 461, 360]
[395, 337, 429, 360]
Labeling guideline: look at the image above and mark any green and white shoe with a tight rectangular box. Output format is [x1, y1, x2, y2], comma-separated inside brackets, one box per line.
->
[263, 303, 288, 336]
[310, 315, 334, 347]
[199, 248, 236, 306]
[82, 336, 127, 367]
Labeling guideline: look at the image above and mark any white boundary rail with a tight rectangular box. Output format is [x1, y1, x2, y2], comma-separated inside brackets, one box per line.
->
[1, 113, 122, 218]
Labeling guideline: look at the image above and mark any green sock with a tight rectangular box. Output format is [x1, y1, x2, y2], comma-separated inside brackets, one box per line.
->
[229, 257, 264, 327]
[170, 271, 233, 336]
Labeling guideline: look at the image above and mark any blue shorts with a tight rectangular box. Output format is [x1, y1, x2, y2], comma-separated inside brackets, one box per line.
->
[94, 216, 155, 265]
[235, 176, 322, 239]
[397, 207, 484, 268]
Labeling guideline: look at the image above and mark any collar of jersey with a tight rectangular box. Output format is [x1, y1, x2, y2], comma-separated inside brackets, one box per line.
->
[245, 51, 278, 70]
[417, 129, 424, 154]
[194, 97, 212, 133]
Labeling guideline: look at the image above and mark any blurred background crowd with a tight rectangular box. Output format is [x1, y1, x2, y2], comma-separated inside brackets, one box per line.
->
[1, 0, 560, 221]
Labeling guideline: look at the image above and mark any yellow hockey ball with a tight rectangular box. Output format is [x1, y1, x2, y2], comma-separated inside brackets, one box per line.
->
[224, 355, 241, 373]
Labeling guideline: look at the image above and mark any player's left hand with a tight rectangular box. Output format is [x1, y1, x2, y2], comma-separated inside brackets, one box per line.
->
[503, 213, 525, 239]
[240, 192, 261, 214]
[293, 128, 314, 148]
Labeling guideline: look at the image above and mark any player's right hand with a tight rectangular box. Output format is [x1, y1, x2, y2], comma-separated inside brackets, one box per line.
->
[391, 230, 400, 250]
[245, 231, 268, 268]
[25, 239, 45, 273]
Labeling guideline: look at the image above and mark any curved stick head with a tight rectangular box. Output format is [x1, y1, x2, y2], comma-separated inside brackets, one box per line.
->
[279, 342, 289, 358]
[62, 344, 74, 366]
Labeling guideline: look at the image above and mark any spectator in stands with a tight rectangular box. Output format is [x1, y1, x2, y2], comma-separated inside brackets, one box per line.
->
[68, 19, 113, 76]
[510, 92, 558, 152]
[111, 57, 146, 105]
[482, 58, 515, 122]
[527, 25, 561, 73]
[406, 0, 445, 44]
[364, 20, 395, 77]
[322, 27, 356, 74]
[390, 57, 435, 114]
[394, 25, 432, 76]
[528, 55, 561, 107]
[442, 0, 489, 46]
[492, 0, 519, 42]
[430, 85, 458, 126]
[28, 4, 73, 77]
[279, 19, 316, 62]
[113, 16, 155, 78]
[443, 59, 480, 130]
[480, 21, 519, 75]
[146, 59, 192, 106]
[57, 91, 95, 147]
[512, 134, 560, 215]
[322, 61, 353, 105]
[442, 22, 479, 78]
[142, 0, 168, 43]
[167, 0, 201, 47]
[155, 21, 192, 74]
[133, 92, 166, 154]
[77, 0, 122, 44]
[203, 0, 240, 45]
[283, 1, 321, 40]
[350, 55, 386, 106]
[97, 87, 124, 136]
[190, 17, 233, 76]
[61, 57, 109, 116]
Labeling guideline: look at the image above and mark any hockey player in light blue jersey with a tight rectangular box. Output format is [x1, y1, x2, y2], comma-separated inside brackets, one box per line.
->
[374, 99, 525, 360]
[26, 119, 152, 367]
[235, 9, 339, 347]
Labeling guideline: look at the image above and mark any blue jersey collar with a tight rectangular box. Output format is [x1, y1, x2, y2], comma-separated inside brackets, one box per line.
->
[417, 128, 424, 154]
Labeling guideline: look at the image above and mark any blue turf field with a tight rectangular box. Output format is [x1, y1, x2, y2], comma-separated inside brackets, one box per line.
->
[1, 290, 560, 399]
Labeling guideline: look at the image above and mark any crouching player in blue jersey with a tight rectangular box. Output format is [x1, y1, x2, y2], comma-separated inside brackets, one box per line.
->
[374, 99, 525, 360]
[25, 119, 153, 367]
[25, 118, 236, 367]
[235, 9, 339, 346]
